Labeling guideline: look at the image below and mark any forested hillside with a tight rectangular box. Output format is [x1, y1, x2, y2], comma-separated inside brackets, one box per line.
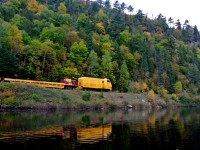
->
[0, 0, 200, 100]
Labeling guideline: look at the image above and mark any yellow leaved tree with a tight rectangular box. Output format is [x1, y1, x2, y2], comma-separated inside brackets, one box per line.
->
[27, 0, 47, 14]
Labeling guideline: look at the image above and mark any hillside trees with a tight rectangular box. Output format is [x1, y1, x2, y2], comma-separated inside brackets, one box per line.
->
[107, 6, 125, 39]
[128, 29, 153, 81]
[156, 13, 168, 33]
[153, 35, 177, 92]
[0, 0, 200, 96]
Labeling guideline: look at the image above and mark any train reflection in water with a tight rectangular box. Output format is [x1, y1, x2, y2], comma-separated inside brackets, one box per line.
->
[63, 124, 112, 143]
[0, 124, 112, 144]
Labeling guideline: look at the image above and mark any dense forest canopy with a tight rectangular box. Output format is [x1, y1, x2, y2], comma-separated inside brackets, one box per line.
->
[0, 0, 200, 97]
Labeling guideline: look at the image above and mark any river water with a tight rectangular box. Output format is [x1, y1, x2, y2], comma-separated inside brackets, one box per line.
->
[0, 108, 200, 150]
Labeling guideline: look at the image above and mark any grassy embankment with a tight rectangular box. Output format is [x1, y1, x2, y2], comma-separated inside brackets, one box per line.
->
[0, 82, 196, 111]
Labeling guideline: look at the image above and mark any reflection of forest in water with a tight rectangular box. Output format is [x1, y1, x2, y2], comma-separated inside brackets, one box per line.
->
[0, 108, 200, 150]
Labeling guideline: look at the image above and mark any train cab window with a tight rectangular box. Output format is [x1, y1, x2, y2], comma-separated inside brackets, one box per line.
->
[107, 79, 110, 82]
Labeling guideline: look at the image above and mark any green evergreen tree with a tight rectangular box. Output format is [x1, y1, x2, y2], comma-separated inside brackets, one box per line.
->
[193, 25, 200, 42]
[156, 13, 168, 33]
[118, 61, 130, 92]
[101, 50, 112, 77]
[187, 64, 200, 85]
[101, 50, 116, 85]
[135, 9, 144, 24]
[175, 19, 182, 30]
[88, 50, 99, 77]
[168, 17, 174, 28]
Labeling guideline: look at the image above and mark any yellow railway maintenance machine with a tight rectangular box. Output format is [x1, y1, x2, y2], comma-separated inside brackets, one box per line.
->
[78, 77, 112, 91]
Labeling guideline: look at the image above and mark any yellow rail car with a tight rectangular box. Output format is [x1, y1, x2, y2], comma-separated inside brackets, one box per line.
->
[4, 78, 65, 89]
[78, 77, 112, 91]
[77, 124, 112, 144]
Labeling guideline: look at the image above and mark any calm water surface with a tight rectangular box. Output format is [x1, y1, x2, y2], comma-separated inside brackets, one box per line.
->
[0, 108, 200, 150]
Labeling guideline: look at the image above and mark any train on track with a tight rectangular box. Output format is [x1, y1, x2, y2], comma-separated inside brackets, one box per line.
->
[0, 77, 112, 92]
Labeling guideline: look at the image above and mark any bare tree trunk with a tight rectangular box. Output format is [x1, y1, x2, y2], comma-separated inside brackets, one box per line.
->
[42, 50, 47, 75]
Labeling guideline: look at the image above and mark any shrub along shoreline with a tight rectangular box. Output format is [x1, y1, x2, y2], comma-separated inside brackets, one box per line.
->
[0, 82, 198, 111]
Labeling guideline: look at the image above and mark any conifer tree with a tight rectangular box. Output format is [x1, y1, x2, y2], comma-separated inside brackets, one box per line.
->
[193, 25, 200, 42]
[119, 61, 130, 92]
[88, 50, 99, 77]
[101, 50, 116, 84]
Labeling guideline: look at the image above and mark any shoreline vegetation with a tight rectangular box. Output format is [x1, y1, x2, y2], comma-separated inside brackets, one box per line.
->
[0, 82, 199, 112]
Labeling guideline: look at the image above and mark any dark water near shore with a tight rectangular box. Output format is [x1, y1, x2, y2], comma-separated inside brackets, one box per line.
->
[0, 108, 200, 150]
